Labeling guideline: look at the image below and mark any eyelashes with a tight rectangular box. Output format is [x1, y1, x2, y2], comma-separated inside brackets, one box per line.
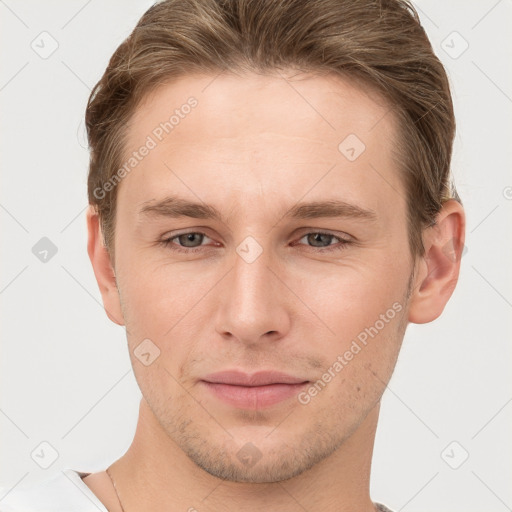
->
[159, 230, 353, 254]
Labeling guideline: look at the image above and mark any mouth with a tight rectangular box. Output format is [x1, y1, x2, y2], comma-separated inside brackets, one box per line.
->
[200, 370, 309, 409]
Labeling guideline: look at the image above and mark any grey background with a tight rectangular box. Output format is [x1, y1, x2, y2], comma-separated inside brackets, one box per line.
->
[1, 1, 511, 510]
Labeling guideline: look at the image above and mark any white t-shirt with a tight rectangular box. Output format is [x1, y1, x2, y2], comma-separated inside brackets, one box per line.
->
[0, 469, 108, 512]
[0, 469, 396, 512]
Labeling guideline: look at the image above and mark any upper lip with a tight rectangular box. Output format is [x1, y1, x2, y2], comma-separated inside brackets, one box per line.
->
[202, 370, 308, 387]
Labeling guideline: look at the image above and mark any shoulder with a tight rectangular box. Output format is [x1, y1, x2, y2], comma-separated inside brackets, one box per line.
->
[0, 469, 108, 512]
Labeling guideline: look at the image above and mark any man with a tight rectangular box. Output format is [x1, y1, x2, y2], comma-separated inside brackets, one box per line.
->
[0, 0, 465, 510]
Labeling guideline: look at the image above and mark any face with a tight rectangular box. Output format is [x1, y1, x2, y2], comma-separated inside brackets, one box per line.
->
[108, 71, 415, 483]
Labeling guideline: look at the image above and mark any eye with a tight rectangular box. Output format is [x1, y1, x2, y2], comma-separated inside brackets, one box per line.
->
[160, 232, 214, 254]
[295, 231, 352, 252]
[160, 230, 352, 254]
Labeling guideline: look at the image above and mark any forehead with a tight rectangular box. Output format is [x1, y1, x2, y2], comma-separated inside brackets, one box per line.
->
[119, 71, 404, 223]
[127, 70, 393, 148]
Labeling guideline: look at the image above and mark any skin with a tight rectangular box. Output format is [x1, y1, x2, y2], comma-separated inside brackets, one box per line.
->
[84, 70, 465, 512]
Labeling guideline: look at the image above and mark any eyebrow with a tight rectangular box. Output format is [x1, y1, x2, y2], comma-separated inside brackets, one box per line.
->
[137, 195, 377, 223]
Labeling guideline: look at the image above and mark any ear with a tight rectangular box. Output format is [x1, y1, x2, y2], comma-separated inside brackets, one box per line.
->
[408, 199, 466, 324]
[86, 205, 125, 326]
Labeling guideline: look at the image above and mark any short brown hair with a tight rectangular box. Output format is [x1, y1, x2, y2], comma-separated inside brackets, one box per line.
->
[86, 0, 459, 265]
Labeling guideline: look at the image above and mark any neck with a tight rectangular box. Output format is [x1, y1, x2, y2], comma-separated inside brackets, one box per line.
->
[109, 399, 380, 512]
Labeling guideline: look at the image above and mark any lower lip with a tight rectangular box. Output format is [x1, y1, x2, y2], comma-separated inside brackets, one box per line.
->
[201, 381, 309, 409]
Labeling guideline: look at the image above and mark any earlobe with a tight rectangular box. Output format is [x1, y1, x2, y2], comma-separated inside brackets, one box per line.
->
[407, 199, 466, 324]
[86, 205, 125, 326]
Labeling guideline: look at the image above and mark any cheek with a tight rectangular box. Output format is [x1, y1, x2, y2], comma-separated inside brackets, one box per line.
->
[116, 254, 198, 328]
[130, 359, 193, 431]
[302, 306, 406, 421]
[116, 260, 205, 379]
[297, 261, 406, 339]
[297, 261, 407, 390]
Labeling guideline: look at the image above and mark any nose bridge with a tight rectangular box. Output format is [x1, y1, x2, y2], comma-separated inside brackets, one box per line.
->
[215, 235, 290, 341]
[231, 237, 275, 320]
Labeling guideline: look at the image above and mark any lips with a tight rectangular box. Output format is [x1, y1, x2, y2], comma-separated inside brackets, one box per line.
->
[200, 370, 309, 409]
[202, 370, 308, 387]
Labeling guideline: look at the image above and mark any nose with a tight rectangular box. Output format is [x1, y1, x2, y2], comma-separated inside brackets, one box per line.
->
[214, 240, 292, 346]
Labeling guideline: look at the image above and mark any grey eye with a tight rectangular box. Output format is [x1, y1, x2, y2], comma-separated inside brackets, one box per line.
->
[175, 233, 205, 247]
[301, 233, 336, 248]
